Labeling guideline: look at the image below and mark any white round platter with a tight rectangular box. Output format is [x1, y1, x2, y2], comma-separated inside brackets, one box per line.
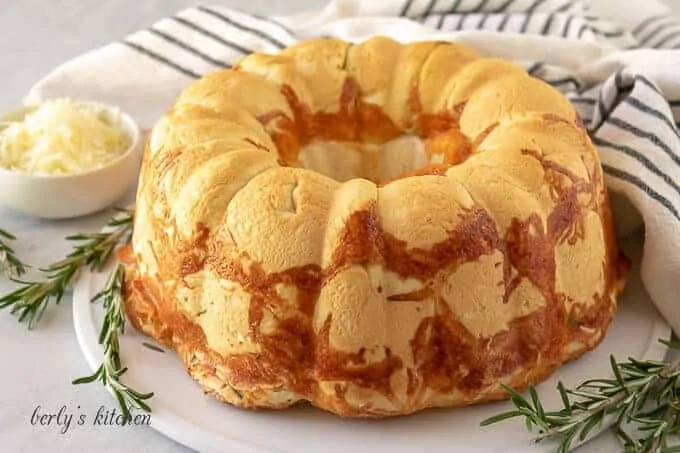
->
[73, 235, 670, 453]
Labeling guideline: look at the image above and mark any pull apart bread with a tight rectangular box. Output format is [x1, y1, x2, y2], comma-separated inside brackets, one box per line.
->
[120, 36, 629, 417]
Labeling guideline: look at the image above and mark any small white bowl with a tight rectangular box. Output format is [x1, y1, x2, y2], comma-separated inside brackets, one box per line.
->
[0, 102, 143, 219]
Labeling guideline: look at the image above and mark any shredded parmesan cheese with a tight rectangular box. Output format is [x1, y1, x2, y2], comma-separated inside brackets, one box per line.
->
[0, 99, 132, 176]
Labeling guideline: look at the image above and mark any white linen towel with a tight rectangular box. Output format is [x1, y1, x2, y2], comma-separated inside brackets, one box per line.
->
[26, 0, 680, 334]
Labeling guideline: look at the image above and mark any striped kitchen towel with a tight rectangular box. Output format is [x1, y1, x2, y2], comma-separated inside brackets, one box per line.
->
[26, 0, 680, 334]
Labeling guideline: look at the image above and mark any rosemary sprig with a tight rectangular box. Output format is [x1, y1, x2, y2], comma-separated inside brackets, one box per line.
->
[72, 264, 154, 422]
[0, 228, 27, 277]
[0, 208, 133, 329]
[482, 340, 680, 453]
[1, 209, 149, 421]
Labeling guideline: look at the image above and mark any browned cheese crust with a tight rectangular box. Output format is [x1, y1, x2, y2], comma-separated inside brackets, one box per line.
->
[120, 36, 629, 417]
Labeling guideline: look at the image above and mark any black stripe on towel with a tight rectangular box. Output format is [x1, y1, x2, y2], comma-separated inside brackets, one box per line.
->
[493, 0, 516, 13]
[555, 1, 573, 12]
[471, 0, 491, 13]
[614, 69, 628, 90]
[634, 74, 662, 95]
[570, 97, 596, 105]
[527, 61, 544, 75]
[449, 0, 464, 13]
[197, 6, 287, 49]
[421, 0, 438, 18]
[636, 75, 680, 108]
[541, 14, 554, 34]
[497, 13, 512, 31]
[400, 0, 415, 16]
[582, 12, 628, 39]
[583, 114, 680, 131]
[122, 41, 200, 78]
[595, 86, 609, 127]
[520, 13, 533, 33]
[607, 116, 680, 167]
[593, 28, 626, 38]
[652, 29, 680, 48]
[147, 28, 230, 68]
[562, 14, 574, 37]
[632, 15, 665, 35]
[526, 0, 548, 14]
[452, 13, 466, 30]
[594, 137, 680, 199]
[638, 19, 677, 46]
[458, 13, 469, 29]
[602, 164, 680, 221]
[625, 97, 679, 137]
[436, 12, 448, 29]
[545, 76, 582, 90]
[616, 76, 671, 115]
[172, 16, 255, 55]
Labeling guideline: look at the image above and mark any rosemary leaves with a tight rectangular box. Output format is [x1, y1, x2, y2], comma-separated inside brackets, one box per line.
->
[1, 209, 152, 421]
[0, 209, 133, 328]
[72, 264, 154, 422]
[0, 228, 27, 277]
[482, 340, 680, 453]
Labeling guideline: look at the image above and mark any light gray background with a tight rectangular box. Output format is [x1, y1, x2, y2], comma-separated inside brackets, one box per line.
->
[1, 1, 679, 453]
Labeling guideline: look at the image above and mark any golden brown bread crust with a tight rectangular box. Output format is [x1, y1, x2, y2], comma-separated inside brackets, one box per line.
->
[122, 36, 629, 417]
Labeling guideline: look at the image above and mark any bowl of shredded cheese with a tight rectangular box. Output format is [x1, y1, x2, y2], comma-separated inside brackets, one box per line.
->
[0, 98, 142, 218]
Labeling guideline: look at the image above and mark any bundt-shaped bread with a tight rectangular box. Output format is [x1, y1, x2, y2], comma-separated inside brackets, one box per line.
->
[121, 36, 628, 417]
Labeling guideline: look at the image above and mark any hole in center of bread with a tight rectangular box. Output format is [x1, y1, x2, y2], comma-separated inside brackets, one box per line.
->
[267, 81, 473, 184]
[296, 136, 433, 183]
[294, 128, 471, 184]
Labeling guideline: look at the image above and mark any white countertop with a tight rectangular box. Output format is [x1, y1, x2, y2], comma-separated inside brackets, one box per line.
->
[1, 1, 679, 453]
